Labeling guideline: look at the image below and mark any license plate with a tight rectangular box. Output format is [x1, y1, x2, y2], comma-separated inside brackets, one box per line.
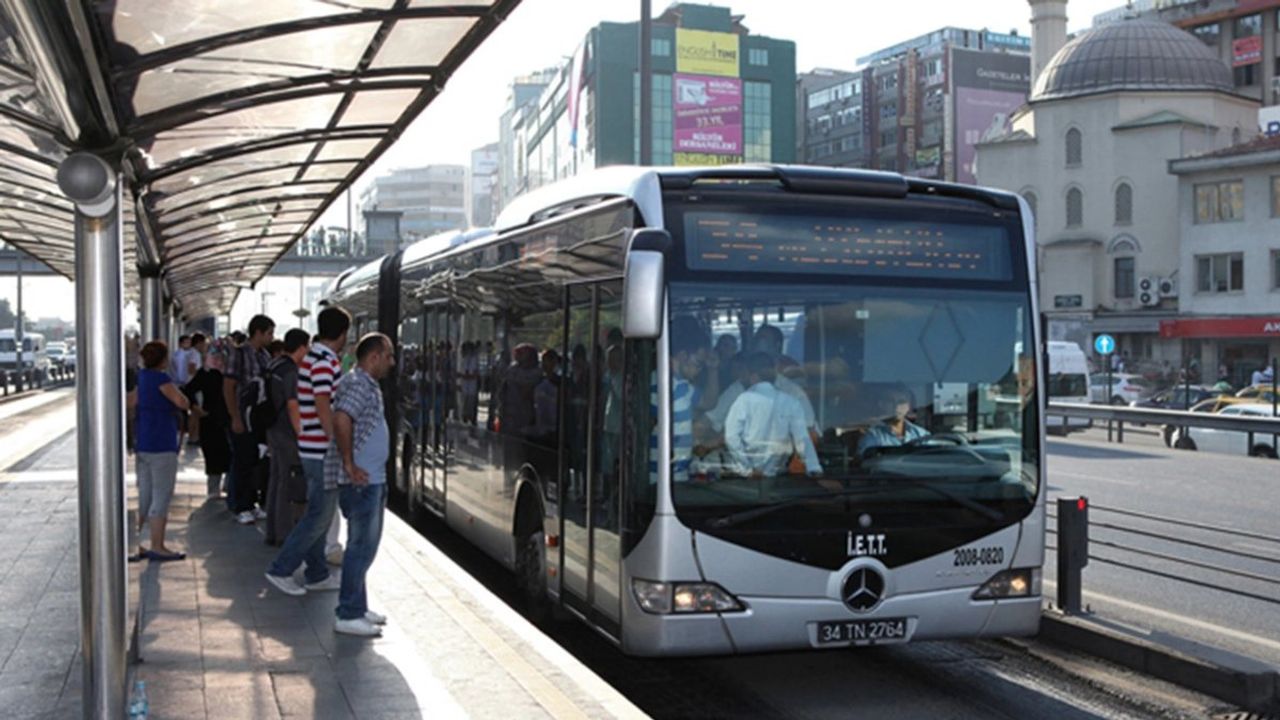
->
[815, 617, 909, 646]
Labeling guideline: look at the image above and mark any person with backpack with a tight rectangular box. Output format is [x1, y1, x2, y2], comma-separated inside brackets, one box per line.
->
[223, 314, 275, 525]
[263, 329, 310, 544]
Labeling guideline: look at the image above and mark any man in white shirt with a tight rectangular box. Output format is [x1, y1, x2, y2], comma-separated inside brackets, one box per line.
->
[723, 352, 822, 478]
[753, 325, 818, 433]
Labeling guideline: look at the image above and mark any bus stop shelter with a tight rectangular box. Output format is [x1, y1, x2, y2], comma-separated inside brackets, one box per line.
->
[0, 1, 518, 716]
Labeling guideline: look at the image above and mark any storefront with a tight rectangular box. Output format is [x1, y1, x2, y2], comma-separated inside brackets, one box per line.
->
[1159, 317, 1280, 388]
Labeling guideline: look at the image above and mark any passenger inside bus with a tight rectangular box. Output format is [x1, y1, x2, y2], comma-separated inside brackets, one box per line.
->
[721, 352, 822, 478]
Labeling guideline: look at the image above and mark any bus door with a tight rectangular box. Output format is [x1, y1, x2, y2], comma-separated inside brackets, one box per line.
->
[558, 280, 624, 626]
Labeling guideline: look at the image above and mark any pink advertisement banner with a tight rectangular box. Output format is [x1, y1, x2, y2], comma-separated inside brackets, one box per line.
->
[674, 73, 742, 156]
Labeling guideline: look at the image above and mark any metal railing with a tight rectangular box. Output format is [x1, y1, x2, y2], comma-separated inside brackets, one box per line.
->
[1047, 401, 1280, 446]
[1048, 499, 1280, 612]
[0, 364, 75, 396]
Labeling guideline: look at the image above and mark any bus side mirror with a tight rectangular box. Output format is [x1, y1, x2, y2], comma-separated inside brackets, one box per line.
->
[622, 229, 670, 340]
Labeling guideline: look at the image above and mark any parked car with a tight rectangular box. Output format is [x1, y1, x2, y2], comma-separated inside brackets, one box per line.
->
[1090, 372, 1152, 405]
[1131, 385, 1219, 411]
[1161, 396, 1262, 447]
[1170, 403, 1280, 458]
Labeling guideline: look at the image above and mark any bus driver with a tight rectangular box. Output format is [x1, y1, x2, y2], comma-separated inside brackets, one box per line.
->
[857, 384, 930, 457]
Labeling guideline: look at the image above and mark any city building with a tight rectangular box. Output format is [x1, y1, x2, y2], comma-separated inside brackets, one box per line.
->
[796, 27, 1031, 182]
[497, 69, 555, 214]
[1166, 135, 1280, 386]
[470, 143, 500, 227]
[976, 11, 1258, 363]
[500, 3, 796, 198]
[1093, 0, 1280, 109]
[358, 164, 467, 244]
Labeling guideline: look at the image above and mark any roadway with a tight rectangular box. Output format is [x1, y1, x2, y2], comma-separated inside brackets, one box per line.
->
[0, 390, 1260, 719]
[1045, 425, 1280, 670]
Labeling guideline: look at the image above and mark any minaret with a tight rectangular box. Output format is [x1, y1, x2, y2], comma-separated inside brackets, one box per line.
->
[1029, 0, 1069, 88]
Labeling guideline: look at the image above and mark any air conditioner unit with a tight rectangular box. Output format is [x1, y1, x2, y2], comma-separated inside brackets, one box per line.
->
[1137, 276, 1159, 307]
[1158, 276, 1177, 298]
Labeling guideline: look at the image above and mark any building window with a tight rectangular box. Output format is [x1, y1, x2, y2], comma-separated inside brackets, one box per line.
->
[879, 128, 897, 147]
[1273, 249, 1280, 290]
[748, 47, 768, 66]
[1196, 253, 1245, 293]
[1114, 182, 1133, 225]
[1272, 176, 1280, 217]
[1114, 257, 1135, 299]
[1065, 128, 1082, 166]
[1234, 13, 1261, 37]
[1066, 187, 1083, 228]
[1191, 22, 1220, 45]
[1234, 64, 1257, 86]
[1022, 191, 1037, 221]
[652, 38, 671, 57]
[1194, 180, 1244, 223]
[743, 80, 772, 162]
[632, 72, 673, 165]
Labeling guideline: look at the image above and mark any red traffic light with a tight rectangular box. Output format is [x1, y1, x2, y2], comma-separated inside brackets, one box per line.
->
[1077, 498, 1087, 512]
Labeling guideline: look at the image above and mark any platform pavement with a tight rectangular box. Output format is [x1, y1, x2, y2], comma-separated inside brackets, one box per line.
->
[0, 432, 648, 720]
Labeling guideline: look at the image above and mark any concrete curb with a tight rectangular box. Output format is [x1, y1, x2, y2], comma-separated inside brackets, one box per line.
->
[1039, 610, 1279, 714]
[0, 378, 75, 405]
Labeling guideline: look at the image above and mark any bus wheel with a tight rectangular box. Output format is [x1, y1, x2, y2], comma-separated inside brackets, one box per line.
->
[1249, 445, 1277, 459]
[514, 494, 550, 624]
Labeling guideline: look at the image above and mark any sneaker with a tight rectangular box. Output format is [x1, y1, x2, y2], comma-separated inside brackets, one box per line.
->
[264, 572, 306, 597]
[304, 574, 342, 592]
[334, 617, 381, 637]
[365, 610, 387, 625]
[235, 511, 256, 525]
[253, 507, 268, 520]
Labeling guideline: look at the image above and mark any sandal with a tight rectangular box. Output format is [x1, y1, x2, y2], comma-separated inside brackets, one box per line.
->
[147, 550, 186, 562]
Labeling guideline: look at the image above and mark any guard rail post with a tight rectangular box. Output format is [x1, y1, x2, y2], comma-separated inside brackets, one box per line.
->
[14, 367, 23, 393]
[1057, 496, 1089, 615]
[1, 369, 7, 396]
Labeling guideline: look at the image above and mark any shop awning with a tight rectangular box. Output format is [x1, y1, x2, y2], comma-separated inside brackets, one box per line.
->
[0, 0, 519, 318]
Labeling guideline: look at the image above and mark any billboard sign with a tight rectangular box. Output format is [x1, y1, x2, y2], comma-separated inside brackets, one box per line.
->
[675, 28, 740, 77]
[674, 74, 743, 163]
[952, 49, 1030, 185]
[1233, 35, 1262, 67]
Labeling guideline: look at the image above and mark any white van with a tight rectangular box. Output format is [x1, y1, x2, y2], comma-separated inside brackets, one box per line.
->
[1046, 341, 1092, 434]
[0, 329, 51, 376]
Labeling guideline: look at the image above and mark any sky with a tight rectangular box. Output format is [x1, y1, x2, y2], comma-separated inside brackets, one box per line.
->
[4, 0, 1122, 322]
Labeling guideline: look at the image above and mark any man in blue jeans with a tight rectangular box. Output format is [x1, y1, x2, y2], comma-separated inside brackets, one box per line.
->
[325, 333, 395, 636]
[264, 307, 351, 596]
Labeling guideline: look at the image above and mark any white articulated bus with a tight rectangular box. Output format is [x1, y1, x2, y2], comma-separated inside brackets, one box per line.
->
[326, 165, 1046, 656]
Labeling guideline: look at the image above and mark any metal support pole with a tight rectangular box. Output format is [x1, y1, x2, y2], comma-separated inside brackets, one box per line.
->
[638, 0, 652, 166]
[139, 273, 160, 343]
[60, 152, 126, 720]
[1056, 496, 1089, 615]
[14, 246, 23, 392]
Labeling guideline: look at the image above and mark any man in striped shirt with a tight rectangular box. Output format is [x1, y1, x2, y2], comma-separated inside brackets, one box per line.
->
[265, 306, 351, 596]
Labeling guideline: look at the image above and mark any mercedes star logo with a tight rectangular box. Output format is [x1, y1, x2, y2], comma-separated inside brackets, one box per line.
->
[842, 567, 885, 612]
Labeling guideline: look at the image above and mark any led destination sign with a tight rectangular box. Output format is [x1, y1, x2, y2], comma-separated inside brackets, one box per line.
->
[685, 212, 1013, 281]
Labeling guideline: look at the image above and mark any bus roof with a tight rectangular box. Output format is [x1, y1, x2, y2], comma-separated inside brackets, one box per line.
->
[492, 164, 1021, 236]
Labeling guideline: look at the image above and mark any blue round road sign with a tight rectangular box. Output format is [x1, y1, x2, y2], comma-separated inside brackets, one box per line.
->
[1094, 334, 1115, 355]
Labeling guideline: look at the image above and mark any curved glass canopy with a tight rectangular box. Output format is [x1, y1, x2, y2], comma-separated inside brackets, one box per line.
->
[0, 0, 517, 319]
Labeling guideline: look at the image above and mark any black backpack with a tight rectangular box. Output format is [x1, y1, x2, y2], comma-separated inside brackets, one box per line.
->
[238, 351, 279, 441]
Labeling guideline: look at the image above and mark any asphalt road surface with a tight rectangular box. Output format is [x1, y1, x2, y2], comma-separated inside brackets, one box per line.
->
[1046, 427, 1280, 669]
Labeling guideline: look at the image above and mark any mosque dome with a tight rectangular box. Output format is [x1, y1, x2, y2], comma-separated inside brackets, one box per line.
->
[1032, 19, 1234, 101]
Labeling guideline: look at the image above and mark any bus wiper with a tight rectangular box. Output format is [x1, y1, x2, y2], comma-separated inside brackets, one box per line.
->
[707, 477, 1003, 530]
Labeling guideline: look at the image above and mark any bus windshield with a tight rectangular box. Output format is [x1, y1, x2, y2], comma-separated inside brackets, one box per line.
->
[666, 280, 1039, 533]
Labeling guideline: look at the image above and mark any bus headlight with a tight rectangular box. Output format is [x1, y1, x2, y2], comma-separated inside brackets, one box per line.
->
[632, 579, 743, 614]
[972, 568, 1040, 600]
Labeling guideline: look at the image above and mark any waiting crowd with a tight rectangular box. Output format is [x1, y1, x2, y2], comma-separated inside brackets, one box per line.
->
[126, 306, 398, 637]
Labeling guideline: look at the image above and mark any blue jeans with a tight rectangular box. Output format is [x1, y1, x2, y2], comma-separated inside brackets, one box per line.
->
[335, 483, 387, 620]
[267, 458, 336, 584]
